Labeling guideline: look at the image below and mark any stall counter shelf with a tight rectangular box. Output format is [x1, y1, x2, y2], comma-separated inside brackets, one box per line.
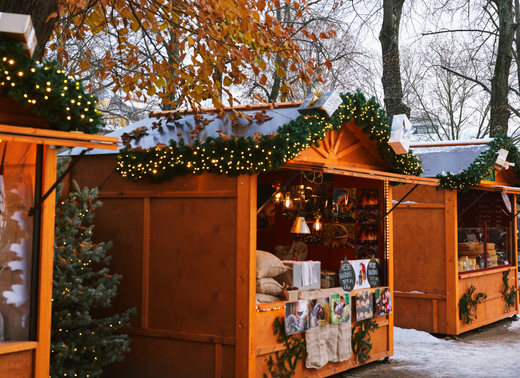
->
[255, 287, 394, 377]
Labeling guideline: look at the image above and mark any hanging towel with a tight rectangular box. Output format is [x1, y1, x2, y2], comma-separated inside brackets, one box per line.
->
[301, 261, 318, 287]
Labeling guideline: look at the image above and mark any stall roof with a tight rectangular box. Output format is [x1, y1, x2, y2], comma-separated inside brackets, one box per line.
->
[66, 102, 303, 156]
[411, 143, 490, 178]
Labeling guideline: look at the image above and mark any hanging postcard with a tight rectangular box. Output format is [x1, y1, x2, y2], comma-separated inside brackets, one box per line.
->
[324, 223, 355, 248]
[309, 297, 331, 329]
[331, 293, 350, 324]
[285, 300, 309, 336]
[333, 188, 356, 223]
[355, 289, 374, 321]
[375, 287, 392, 316]
[356, 224, 378, 258]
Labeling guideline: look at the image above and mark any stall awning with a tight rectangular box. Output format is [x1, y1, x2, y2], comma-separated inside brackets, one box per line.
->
[0, 124, 119, 150]
[473, 184, 520, 194]
[283, 162, 439, 186]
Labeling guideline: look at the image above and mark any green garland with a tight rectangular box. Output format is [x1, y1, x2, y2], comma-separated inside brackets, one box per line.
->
[501, 269, 518, 313]
[0, 40, 103, 134]
[437, 134, 520, 193]
[351, 318, 379, 365]
[116, 91, 423, 182]
[265, 317, 306, 378]
[458, 285, 487, 325]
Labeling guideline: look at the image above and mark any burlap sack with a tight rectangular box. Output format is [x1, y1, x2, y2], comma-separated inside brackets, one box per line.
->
[256, 250, 288, 278]
[256, 277, 283, 296]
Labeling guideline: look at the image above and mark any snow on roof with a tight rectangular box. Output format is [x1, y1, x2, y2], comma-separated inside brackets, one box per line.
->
[412, 143, 490, 177]
[64, 103, 303, 156]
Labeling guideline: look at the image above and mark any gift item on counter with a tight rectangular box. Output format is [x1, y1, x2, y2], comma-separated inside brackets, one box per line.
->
[256, 293, 281, 304]
[274, 241, 308, 261]
[274, 261, 321, 291]
[256, 250, 288, 278]
[256, 277, 284, 296]
[0, 13, 37, 57]
[321, 271, 337, 289]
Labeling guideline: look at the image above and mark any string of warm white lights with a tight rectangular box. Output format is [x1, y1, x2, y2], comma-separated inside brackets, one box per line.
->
[116, 91, 424, 183]
[256, 304, 286, 312]
[0, 40, 103, 134]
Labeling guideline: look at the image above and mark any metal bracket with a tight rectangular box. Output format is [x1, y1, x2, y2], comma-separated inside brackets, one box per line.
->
[257, 170, 301, 215]
[381, 184, 419, 219]
[28, 149, 90, 217]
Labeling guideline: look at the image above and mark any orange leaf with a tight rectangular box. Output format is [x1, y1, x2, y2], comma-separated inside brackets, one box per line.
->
[259, 74, 267, 86]
[45, 12, 58, 23]
[323, 59, 332, 70]
[79, 59, 90, 71]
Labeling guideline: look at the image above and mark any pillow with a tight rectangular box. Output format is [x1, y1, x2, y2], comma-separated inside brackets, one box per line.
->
[256, 293, 281, 304]
[257, 250, 288, 278]
[256, 277, 284, 296]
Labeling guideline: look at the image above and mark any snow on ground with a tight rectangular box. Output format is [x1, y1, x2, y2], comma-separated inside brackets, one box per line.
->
[391, 324, 520, 377]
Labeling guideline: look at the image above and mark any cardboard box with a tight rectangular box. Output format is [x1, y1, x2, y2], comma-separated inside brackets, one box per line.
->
[389, 114, 414, 155]
[274, 261, 321, 291]
[0, 13, 37, 57]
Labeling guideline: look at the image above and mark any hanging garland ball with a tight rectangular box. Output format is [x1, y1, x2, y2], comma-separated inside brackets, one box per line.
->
[116, 91, 424, 182]
[0, 40, 103, 134]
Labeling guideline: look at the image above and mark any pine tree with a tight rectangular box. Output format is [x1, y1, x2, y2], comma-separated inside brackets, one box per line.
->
[51, 174, 136, 378]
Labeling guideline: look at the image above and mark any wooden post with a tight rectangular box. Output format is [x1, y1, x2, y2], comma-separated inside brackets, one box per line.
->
[514, 195, 519, 312]
[444, 190, 458, 335]
[35, 145, 57, 378]
[235, 175, 257, 377]
[141, 197, 151, 329]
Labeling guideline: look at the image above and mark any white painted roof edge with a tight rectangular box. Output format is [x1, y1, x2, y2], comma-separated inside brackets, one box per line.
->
[410, 138, 494, 147]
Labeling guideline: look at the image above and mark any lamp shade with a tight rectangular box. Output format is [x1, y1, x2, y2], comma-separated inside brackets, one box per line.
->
[290, 216, 310, 234]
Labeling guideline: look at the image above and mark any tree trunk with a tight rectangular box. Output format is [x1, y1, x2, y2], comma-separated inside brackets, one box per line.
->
[379, 0, 410, 119]
[0, 1, 59, 60]
[489, 0, 514, 137]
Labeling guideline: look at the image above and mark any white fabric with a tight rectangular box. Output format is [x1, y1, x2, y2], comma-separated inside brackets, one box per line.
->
[305, 322, 352, 369]
[300, 261, 318, 287]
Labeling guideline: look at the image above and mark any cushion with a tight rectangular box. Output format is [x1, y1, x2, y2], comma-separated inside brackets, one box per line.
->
[257, 250, 288, 278]
[256, 293, 281, 304]
[256, 277, 284, 296]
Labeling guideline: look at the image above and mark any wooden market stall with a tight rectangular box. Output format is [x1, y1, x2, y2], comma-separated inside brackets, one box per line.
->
[0, 27, 119, 377]
[392, 139, 520, 336]
[65, 93, 439, 378]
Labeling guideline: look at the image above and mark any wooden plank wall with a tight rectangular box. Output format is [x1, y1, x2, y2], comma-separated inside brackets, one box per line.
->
[392, 185, 448, 334]
[71, 155, 238, 378]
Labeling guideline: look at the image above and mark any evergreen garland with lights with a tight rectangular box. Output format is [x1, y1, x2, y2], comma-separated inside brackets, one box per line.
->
[0, 40, 103, 134]
[51, 166, 136, 378]
[116, 91, 423, 183]
[436, 134, 520, 192]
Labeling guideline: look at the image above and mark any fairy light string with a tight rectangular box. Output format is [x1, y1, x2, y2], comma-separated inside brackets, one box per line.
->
[0, 40, 103, 134]
[116, 91, 424, 183]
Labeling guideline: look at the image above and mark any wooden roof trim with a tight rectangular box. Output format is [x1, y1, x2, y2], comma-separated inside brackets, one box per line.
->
[0, 124, 119, 150]
[148, 101, 304, 117]
[283, 161, 440, 186]
[343, 120, 390, 169]
[473, 184, 520, 194]
[410, 139, 493, 148]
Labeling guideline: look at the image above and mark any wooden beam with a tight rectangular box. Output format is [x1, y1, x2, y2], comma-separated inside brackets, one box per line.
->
[393, 292, 447, 300]
[444, 190, 458, 335]
[118, 327, 236, 345]
[311, 145, 329, 159]
[0, 342, 37, 355]
[336, 140, 363, 160]
[433, 300, 438, 333]
[141, 198, 151, 329]
[0, 134, 119, 150]
[35, 146, 57, 378]
[235, 176, 257, 377]
[97, 190, 237, 199]
[332, 128, 346, 154]
[215, 344, 222, 378]
[387, 183, 394, 357]
[343, 120, 390, 169]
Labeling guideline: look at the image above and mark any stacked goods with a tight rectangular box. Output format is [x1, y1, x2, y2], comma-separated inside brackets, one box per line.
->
[256, 250, 288, 303]
[458, 243, 497, 269]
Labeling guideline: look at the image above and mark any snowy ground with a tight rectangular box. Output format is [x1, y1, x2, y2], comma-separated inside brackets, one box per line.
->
[341, 318, 520, 377]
